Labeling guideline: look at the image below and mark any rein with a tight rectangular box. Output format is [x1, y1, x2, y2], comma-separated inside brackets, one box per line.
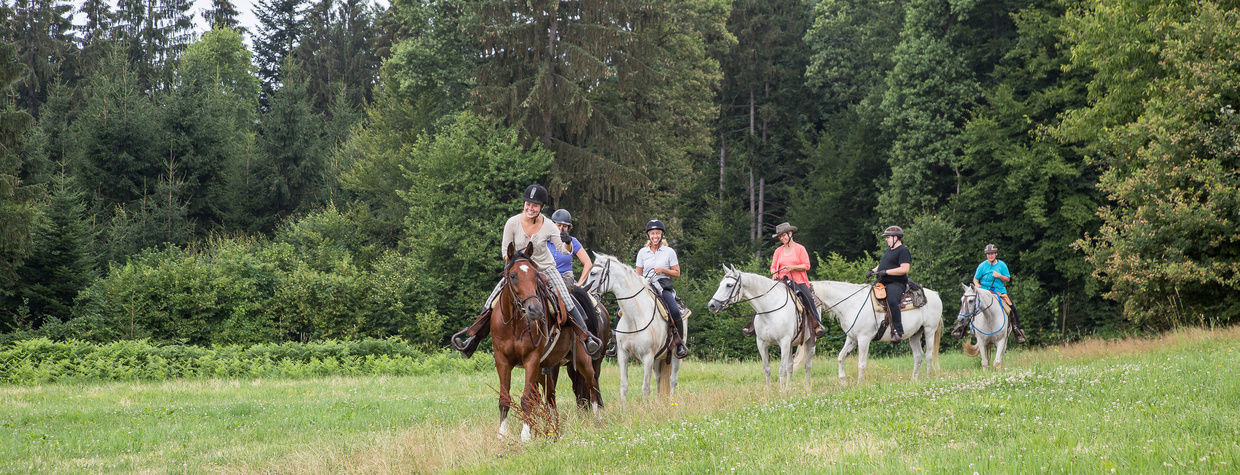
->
[717, 273, 790, 320]
[591, 258, 663, 335]
[961, 287, 1007, 336]
[821, 283, 872, 340]
[501, 255, 551, 345]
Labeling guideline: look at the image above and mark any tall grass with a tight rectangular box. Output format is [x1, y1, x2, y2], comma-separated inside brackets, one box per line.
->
[2, 327, 1237, 472]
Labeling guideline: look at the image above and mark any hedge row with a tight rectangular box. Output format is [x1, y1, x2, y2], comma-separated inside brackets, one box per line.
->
[0, 338, 491, 385]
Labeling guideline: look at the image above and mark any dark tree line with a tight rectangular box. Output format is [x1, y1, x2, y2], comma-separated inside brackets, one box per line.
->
[2, 0, 1237, 353]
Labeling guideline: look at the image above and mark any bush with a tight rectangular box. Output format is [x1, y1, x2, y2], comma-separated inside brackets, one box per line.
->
[0, 338, 490, 385]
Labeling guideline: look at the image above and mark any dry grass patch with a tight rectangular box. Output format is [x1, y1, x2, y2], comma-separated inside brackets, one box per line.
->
[804, 432, 895, 461]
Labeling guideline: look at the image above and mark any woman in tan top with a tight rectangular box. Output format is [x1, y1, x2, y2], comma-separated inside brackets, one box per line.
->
[451, 184, 602, 356]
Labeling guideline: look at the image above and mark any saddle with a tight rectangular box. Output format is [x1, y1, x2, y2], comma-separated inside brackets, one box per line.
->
[645, 282, 691, 362]
[871, 281, 928, 313]
[778, 279, 819, 342]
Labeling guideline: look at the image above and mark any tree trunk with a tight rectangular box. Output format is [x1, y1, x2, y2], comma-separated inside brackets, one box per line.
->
[749, 86, 755, 136]
[543, 11, 558, 147]
[756, 177, 765, 259]
[748, 167, 755, 244]
[719, 131, 726, 199]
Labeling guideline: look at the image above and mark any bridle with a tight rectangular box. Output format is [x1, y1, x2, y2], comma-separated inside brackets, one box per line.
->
[587, 257, 667, 335]
[503, 256, 545, 322]
[715, 271, 790, 319]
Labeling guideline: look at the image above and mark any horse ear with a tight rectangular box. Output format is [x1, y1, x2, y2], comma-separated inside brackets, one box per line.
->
[524, 242, 535, 258]
[961, 283, 969, 290]
[507, 242, 516, 261]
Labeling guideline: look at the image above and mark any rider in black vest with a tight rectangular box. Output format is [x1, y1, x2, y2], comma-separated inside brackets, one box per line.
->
[868, 225, 911, 343]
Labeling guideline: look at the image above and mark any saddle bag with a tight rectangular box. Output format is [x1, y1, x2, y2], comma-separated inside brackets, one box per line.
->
[873, 282, 887, 300]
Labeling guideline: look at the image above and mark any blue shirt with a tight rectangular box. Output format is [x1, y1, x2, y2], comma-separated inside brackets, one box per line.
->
[974, 259, 1011, 294]
[548, 237, 583, 274]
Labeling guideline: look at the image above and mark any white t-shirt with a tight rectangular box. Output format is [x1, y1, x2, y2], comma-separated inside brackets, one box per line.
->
[635, 244, 678, 278]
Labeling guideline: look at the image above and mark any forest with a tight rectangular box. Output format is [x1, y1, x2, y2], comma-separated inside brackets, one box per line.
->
[1, 0, 1237, 357]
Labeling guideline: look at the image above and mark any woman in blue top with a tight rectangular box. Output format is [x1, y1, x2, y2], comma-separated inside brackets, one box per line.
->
[958, 243, 1027, 343]
[547, 209, 593, 287]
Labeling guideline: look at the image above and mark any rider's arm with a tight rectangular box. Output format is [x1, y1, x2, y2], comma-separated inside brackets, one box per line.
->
[544, 219, 571, 254]
[972, 277, 981, 287]
[661, 264, 681, 278]
[884, 263, 910, 276]
[575, 247, 593, 286]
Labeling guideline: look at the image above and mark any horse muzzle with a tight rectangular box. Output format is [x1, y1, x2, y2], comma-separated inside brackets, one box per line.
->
[707, 299, 724, 313]
[522, 301, 545, 321]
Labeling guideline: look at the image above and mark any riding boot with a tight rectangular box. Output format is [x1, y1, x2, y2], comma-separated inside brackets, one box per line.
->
[1009, 306, 1028, 344]
[670, 312, 688, 359]
[605, 330, 617, 357]
[950, 317, 970, 339]
[890, 308, 904, 344]
[811, 310, 827, 338]
[569, 305, 603, 356]
[450, 307, 493, 358]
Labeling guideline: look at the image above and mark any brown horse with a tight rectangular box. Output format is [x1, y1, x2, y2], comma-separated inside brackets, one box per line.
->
[493, 242, 604, 441]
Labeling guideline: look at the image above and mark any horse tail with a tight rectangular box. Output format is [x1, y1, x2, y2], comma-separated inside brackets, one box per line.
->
[656, 359, 672, 396]
[930, 321, 942, 372]
[793, 343, 810, 371]
[963, 336, 979, 357]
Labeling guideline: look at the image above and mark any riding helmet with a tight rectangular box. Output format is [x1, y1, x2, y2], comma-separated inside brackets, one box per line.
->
[882, 225, 904, 238]
[551, 209, 572, 225]
[984, 243, 999, 254]
[522, 184, 549, 205]
[645, 219, 666, 233]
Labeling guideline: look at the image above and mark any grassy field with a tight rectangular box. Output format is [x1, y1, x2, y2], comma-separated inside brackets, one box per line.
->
[3, 327, 1238, 473]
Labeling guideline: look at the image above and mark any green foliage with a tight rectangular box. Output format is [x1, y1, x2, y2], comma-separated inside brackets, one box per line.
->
[13, 167, 97, 324]
[401, 112, 553, 330]
[1068, 1, 1240, 328]
[0, 337, 490, 385]
[0, 41, 39, 324]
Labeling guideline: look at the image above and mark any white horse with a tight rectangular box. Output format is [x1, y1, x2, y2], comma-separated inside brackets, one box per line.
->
[584, 254, 685, 404]
[811, 280, 942, 383]
[957, 283, 1011, 370]
[706, 266, 815, 390]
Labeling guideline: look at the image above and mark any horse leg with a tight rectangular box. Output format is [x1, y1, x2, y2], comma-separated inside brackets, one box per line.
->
[779, 338, 793, 391]
[519, 356, 541, 442]
[573, 344, 602, 418]
[669, 358, 681, 397]
[994, 336, 1008, 370]
[804, 343, 815, 390]
[909, 330, 925, 381]
[758, 343, 773, 388]
[856, 337, 872, 383]
[496, 359, 513, 439]
[979, 338, 991, 371]
[641, 352, 656, 399]
[566, 362, 587, 409]
[618, 348, 630, 406]
[837, 337, 857, 385]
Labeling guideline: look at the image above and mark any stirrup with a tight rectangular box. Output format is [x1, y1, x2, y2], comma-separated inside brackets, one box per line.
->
[890, 332, 903, 344]
[451, 330, 472, 352]
[741, 326, 755, 337]
[583, 335, 602, 356]
[674, 343, 688, 359]
[1013, 327, 1028, 344]
[814, 324, 827, 338]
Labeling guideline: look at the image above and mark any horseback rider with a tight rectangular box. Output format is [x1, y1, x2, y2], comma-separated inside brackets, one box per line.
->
[548, 209, 593, 287]
[635, 219, 689, 359]
[956, 243, 1028, 343]
[742, 222, 827, 338]
[451, 185, 603, 357]
[868, 225, 911, 343]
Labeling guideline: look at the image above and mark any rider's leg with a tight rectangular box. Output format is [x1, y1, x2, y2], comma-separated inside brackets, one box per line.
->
[661, 289, 688, 358]
[1001, 293, 1028, 343]
[796, 282, 827, 337]
[451, 280, 503, 356]
[544, 269, 602, 355]
[885, 282, 906, 342]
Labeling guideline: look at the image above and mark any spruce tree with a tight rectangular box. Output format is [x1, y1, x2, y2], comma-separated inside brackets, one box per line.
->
[16, 165, 97, 323]
[204, 0, 244, 32]
[1, 0, 75, 115]
[253, 0, 307, 101]
[0, 41, 38, 316]
[254, 60, 322, 229]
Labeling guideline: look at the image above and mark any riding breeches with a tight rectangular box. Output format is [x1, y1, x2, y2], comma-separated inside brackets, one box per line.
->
[483, 267, 579, 313]
[884, 281, 906, 335]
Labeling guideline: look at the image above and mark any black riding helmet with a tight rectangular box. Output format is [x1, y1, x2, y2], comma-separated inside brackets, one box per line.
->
[645, 219, 666, 233]
[882, 225, 904, 238]
[523, 184, 549, 205]
[551, 209, 572, 225]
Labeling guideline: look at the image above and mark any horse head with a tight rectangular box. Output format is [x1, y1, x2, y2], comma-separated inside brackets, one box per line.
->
[504, 242, 546, 321]
[707, 265, 743, 313]
[958, 283, 979, 319]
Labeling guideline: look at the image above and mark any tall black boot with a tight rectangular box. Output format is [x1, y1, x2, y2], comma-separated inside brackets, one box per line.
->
[569, 305, 602, 356]
[1008, 305, 1028, 344]
[889, 305, 904, 343]
[670, 311, 688, 359]
[451, 307, 492, 358]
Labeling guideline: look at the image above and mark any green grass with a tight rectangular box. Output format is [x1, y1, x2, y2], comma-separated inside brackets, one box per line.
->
[2, 328, 1238, 472]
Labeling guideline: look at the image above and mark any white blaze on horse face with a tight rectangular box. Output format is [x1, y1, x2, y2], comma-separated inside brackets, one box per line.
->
[519, 264, 530, 273]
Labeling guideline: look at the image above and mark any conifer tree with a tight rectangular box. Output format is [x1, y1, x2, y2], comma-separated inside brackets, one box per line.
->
[1, 0, 75, 114]
[204, 0, 243, 32]
[0, 41, 38, 314]
[253, 0, 307, 100]
[16, 165, 97, 322]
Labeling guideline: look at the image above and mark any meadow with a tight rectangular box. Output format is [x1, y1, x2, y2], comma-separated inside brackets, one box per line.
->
[3, 327, 1237, 473]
